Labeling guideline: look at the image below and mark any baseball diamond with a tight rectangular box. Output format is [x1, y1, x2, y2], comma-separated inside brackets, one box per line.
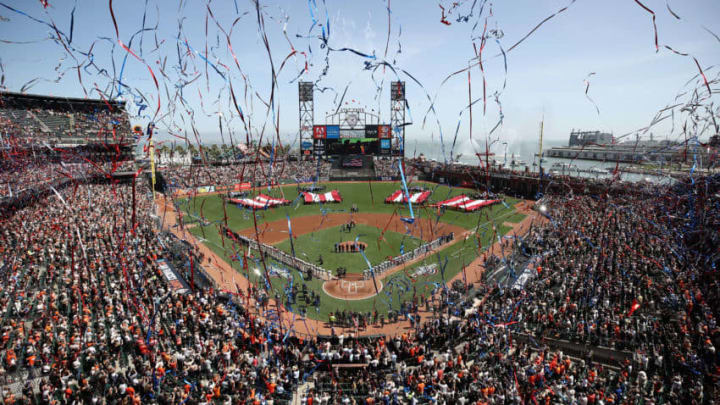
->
[180, 181, 524, 321]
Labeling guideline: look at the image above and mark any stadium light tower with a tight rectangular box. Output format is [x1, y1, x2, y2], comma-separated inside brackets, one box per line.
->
[299, 82, 314, 159]
[502, 142, 508, 167]
[390, 81, 406, 157]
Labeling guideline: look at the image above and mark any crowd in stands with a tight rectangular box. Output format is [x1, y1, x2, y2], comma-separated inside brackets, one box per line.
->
[0, 160, 135, 198]
[298, 178, 719, 404]
[293, 160, 331, 182]
[161, 160, 331, 190]
[0, 95, 718, 404]
[1, 97, 136, 198]
[373, 157, 397, 178]
[0, 104, 131, 142]
[0, 181, 310, 403]
[0, 172, 714, 404]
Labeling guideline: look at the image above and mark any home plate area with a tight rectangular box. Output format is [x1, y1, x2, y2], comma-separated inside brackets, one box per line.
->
[322, 275, 384, 300]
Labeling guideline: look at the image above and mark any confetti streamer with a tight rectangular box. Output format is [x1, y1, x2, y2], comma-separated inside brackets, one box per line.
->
[0, 2, 718, 403]
[666, 1, 681, 20]
[505, 0, 577, 54]
[583, 72, 600, 116]
[632, 0, 659, 52]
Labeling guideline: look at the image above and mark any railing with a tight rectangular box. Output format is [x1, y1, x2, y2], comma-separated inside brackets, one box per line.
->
[223, 228, 454, 282]
[362, 233, 454, 280]
[226, 228, 334, 281]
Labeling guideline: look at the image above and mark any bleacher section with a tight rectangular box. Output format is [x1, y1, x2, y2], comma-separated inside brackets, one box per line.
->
[373, 156, 397, 180]
[0, 92, 136, 198]
[0, 91, 132, 145]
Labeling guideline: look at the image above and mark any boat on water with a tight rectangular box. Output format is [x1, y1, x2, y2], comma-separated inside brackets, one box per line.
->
[510, 154, 527, 167]
[532, 158, 548, 166]
[551, 162, 577, 171]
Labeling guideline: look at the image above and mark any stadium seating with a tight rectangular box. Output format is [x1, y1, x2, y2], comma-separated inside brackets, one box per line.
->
[0, 97, 718, 404]
[0, 92, 132, 144]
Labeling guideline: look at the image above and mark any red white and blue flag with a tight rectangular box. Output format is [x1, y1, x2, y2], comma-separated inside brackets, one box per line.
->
[230, 194, 289, 209]
[433, 195, 500, 212]
[342, 158, 363, 168]
[302, 190, 342, 204]
[385, 190, 432, 204]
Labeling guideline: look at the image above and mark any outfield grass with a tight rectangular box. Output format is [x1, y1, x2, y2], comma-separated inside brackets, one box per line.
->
[180, 181, 525, 321]
[179, 181, 523, 231]
[273, 224, 424, 275]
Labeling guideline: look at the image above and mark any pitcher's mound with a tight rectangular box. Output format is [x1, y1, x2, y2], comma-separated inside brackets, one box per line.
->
[323, 277, 383, 300]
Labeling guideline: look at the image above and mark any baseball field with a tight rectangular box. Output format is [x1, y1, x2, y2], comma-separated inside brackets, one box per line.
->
[178, 181, 526, 321]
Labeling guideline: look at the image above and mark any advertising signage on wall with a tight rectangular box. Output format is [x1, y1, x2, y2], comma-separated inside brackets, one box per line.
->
[301, 141, 312, 150]
[378, 125, 392, 139]
[313, 125, 326, 139]
[326, 125, 340, 139]
[365, 125, 378, 138]
[340, 129, 365, 139]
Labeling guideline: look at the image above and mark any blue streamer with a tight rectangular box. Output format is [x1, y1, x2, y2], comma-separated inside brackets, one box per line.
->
[395, 158, 415, 221]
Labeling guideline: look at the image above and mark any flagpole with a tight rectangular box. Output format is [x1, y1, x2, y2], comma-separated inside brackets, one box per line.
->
[150, 138, 156, 202]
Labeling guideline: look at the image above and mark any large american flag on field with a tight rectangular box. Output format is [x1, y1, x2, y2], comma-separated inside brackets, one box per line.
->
[385, 190, 432, 204]
[433, 195, 500, 212]
[302, 190, 343, 204]
[230, 194, 289, 209]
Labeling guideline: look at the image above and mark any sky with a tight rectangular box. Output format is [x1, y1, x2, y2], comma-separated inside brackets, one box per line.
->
[0, 0, 718, 159]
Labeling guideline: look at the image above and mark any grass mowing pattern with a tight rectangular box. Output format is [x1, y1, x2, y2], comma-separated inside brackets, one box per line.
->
[273, 224, 424, 275]
[179, 181, 522, 231]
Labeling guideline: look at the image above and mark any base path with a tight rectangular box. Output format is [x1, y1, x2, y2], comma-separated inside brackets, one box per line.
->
[156, 196, 542, 337]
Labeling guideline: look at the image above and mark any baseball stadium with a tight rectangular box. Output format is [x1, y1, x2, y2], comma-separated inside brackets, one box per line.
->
[1, 1, 718, 404]
[165, 180, 529, 328]
[154, 80, 537, 335]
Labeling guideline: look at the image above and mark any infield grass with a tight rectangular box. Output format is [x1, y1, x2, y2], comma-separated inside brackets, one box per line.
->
[273, 224, 425, 275]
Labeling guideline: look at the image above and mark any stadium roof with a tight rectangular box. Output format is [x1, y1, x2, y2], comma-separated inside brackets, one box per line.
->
[0, 91, 126, 110]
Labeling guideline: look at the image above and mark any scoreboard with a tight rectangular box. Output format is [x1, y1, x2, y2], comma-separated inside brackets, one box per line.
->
[310, 124, 395, 156]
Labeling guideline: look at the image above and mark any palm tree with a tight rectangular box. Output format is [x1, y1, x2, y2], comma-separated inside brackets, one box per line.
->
[161, 145, 171, 163]
[220, 143, 232, 163]
[154, 145, 164, 165]
[188, 144, 197, 160]
[209, 144, 221, 162]
[175, 145, 186, 164]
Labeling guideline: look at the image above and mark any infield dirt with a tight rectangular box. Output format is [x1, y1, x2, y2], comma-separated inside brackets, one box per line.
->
[237, 211, 465, 245]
